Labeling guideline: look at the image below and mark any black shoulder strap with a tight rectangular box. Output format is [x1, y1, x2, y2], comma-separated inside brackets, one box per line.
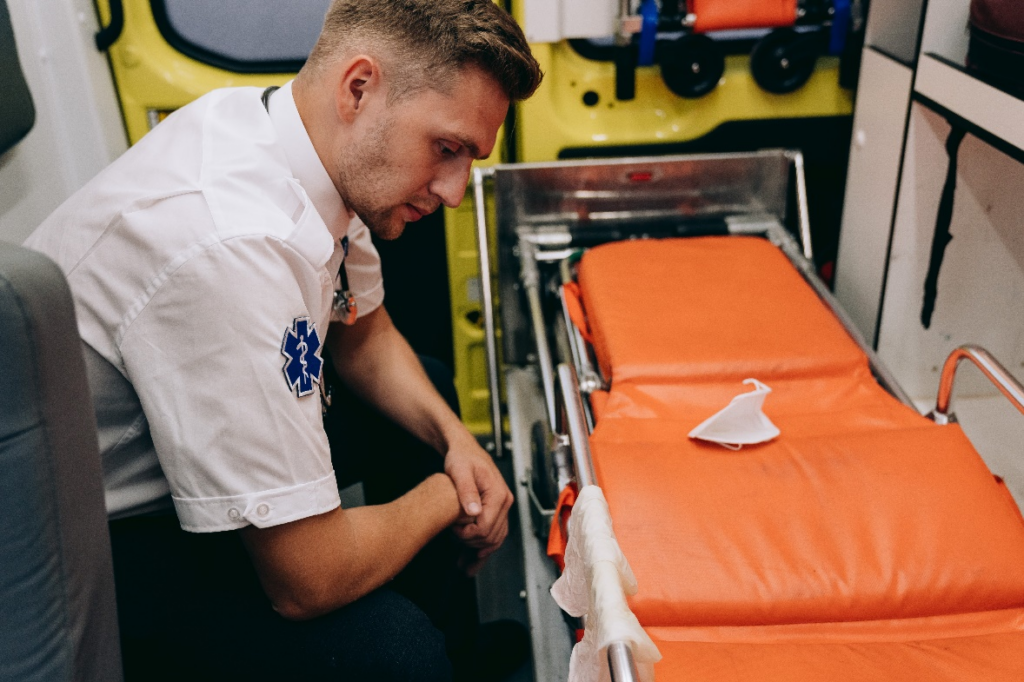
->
[261, 85, 280, 113]
[921, 125, 967, 329]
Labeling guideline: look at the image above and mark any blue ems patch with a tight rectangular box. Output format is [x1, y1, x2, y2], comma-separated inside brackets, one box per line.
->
[280, 317, 323, 397]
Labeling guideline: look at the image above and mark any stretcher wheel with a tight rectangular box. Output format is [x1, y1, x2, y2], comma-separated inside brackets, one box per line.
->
[750, 28, 819, 94]
[660, 35, 725, 99]
[530, 421, 558, 518]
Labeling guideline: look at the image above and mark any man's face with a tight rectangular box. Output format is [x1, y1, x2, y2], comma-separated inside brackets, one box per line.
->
[335, 66, 509, 240]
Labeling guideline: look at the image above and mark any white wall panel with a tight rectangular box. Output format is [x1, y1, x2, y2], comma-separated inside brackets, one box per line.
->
[0, 0, 126, 245]
[834, 48, 913, 343]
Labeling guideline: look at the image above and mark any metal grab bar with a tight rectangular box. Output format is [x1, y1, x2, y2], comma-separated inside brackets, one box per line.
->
[473, 167, 503, 458]
[608, 641, 640, 682]
[787, 150, 814, 262]
[929, 345, 1024, 425]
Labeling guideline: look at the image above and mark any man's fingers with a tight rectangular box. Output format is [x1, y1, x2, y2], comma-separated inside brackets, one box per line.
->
[469, 469, 512, 539]
[449, 462, 483, 517]
[453, 493, 511, 550]
[466, 535, 506, 575]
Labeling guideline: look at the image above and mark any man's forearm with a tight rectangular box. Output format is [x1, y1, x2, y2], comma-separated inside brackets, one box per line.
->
[241, 473, 461, 620]
[326, 305, 513, 568]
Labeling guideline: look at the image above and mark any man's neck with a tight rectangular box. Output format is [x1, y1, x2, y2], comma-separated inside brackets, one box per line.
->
[292, 75, 344, 197]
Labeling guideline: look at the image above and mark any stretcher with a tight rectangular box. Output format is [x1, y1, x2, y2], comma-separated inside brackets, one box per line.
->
[472, 152, 1024, 681]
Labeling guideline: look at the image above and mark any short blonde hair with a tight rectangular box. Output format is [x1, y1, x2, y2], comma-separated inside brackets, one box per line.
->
[304, 0, 542, 103]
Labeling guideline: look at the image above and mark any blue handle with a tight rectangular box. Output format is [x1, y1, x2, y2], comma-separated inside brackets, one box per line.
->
[829, 0, 851, 56]
[638, 0, 659, 67]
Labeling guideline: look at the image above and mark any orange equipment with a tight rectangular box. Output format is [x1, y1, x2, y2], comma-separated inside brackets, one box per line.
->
[689, 0, 799, 33]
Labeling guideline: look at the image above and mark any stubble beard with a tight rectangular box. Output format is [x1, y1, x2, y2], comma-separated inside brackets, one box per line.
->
[336, 115, 407, 241]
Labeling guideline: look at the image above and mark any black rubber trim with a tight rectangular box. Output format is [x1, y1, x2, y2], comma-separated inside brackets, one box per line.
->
[95, 0, 124, 51]
[556, 115, 854, 274]
[912, 90, 1024, 165]
[149, 0, 305, 74]
[569, 35, 760, 63]
[566, 217, 730, 247]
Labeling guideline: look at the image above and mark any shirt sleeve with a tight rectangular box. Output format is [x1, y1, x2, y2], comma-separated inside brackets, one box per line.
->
[118, 234, 340, 532]
[334, 216, 385, 322]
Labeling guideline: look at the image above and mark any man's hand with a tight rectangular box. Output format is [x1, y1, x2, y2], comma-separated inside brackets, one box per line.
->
[444, 433, 513, 575]
[326, 308, 514, 575]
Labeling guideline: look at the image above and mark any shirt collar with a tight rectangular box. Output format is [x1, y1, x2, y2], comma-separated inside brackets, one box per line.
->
[267, 80, 349, 241]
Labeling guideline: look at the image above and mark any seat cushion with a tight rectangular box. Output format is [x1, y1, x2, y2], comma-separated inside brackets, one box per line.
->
[647, 609, 1024, 681]
[590, 424, 1024, 626]
[576, 236, 868, 386]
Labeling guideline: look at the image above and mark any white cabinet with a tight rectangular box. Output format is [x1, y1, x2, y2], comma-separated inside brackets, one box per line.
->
[838, 0, 1024, 504]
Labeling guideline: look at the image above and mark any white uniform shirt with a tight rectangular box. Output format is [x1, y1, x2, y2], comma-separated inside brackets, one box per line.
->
[25, 81, 384, 532]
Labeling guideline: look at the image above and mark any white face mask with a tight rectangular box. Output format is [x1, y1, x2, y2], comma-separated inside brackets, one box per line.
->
[688, 379, 780, 450]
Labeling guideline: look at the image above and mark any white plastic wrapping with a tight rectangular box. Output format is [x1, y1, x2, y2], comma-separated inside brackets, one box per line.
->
[551, 485, 661, 682]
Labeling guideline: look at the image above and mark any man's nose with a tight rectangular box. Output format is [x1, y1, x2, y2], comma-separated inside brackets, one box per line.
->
[430, 160, 474, 209]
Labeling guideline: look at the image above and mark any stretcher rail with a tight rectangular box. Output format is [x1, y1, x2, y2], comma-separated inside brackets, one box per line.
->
[559, 287, 605, 401]
[608, 641, 641, 682]
[558, 363, 597, 488]
[930, 345, 1024, 425]
[763, 222, 916, 408]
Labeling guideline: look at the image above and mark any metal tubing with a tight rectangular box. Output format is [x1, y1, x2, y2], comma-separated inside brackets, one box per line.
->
[608, 642, 640, 682]
[931, 345, 1024, 424]
[558, 364, 597, 487]
[520, 238, 559, 431]
[789, 151, 814, 262]
[473, 167, 503, 459]
[559, 286, 605, 396]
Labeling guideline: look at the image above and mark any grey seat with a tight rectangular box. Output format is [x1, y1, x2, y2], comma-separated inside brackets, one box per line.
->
[0, 242, 122, 681]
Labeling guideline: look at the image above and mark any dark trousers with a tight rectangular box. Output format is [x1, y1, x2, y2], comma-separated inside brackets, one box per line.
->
[110, 357, 473, 681]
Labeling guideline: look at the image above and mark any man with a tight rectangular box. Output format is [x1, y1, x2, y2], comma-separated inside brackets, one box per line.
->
[24, 1, 542, 679]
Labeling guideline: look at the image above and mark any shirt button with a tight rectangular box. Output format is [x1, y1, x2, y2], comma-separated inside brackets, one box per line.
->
[227, 508, 241, 521]
[256, 503, 270, 518]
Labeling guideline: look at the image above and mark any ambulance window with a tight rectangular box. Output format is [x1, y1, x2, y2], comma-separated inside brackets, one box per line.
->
[152, 0, 331, 72]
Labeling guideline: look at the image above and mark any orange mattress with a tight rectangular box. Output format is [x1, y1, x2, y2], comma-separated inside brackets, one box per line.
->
[576, 237, 867, 386]
[592, 424, 1024, 627]
[649, 609, 1024, 681]
[565, 237, 1024, 678]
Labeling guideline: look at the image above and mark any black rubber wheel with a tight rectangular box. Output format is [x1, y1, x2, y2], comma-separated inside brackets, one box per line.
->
[750, 28, 819, 94]
[660, 34, 725, 99]
[530, 420, 558, 511]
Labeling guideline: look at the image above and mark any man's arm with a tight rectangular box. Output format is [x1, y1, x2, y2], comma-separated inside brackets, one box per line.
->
[326, 306, 513, 570]
[240, 473, 460, 620]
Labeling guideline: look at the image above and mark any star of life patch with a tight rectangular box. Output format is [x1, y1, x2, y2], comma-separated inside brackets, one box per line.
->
[281, 317, 323, 397]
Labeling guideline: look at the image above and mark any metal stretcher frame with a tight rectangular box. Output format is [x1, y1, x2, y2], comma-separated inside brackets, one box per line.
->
[472, 152, 1024, 682]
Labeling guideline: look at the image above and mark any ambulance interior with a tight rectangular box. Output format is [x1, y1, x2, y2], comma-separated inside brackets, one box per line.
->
[3, 0, 1024, 680]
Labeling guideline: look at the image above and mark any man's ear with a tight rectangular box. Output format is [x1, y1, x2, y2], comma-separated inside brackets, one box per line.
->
[335, 56, 380, 123]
